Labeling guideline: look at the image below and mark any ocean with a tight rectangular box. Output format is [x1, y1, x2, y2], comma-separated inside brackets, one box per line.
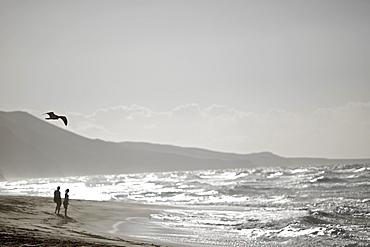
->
[1, 163, 369, 246]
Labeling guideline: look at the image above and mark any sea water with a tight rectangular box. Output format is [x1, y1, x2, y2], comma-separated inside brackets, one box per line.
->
[1, 163, 369, 246]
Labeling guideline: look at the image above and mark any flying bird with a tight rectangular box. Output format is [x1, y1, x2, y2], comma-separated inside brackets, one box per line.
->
[43, 112, 68, 126]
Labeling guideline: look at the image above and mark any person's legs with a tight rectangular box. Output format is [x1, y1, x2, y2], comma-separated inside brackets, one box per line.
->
[57, 202, 61, 214]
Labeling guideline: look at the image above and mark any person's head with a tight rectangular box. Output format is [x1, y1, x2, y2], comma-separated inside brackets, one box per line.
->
[66, 189, 69, 193]
[57, 186, 60, 190]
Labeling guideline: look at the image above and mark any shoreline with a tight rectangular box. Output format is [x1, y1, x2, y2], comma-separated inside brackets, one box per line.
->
[0, 195, 179, 246]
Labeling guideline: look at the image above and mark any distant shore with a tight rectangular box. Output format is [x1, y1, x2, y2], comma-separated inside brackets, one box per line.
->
[0, 195, 177, 246]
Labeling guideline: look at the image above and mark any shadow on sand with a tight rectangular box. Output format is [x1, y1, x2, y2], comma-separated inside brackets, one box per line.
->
[56, 213, 74, 221]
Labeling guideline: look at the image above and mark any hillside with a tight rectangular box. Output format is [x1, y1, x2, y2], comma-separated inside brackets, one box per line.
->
[1, 111, 369, 180]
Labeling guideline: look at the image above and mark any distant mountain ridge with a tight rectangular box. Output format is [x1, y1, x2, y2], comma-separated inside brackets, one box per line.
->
[1, 111, 369, 181]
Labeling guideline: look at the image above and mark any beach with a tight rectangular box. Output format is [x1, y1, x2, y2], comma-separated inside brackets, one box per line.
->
[0, 195, 175, 247]
[1, 164, 369, 246]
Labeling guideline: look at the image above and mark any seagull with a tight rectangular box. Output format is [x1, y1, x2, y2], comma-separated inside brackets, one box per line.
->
[43, 112, 68, 126]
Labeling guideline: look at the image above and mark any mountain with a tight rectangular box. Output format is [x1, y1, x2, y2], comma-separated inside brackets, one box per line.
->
[1, 111, 369, 180]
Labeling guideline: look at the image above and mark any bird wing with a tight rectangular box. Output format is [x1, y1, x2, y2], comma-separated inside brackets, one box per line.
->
[44, 112, 58, 118]
[59, 116, 68, 126]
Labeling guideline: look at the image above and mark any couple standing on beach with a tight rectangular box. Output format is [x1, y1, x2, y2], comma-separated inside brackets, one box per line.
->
[54, 186, 70, 217]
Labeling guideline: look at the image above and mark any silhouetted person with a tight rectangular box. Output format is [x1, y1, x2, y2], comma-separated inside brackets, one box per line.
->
[63, 189, 70, 217]
[53, 186, 62, 214]
[43, 112, 68, 126]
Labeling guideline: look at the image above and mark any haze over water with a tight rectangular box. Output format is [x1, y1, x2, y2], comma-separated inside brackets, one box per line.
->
[1, 163, 369, 246]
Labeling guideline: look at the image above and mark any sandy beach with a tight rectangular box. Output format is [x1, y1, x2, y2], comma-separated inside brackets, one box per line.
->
[0, 195, 176, 247]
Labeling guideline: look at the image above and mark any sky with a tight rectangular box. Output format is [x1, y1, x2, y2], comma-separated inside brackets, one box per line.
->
[1, 0, 370, 158]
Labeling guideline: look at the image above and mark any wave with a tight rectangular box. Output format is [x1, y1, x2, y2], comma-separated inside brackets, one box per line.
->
[235, 200, 370, 243]
[309, 176, 348, 183]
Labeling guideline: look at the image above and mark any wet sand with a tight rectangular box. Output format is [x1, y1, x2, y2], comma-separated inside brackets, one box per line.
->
[0, 195, 175, 246]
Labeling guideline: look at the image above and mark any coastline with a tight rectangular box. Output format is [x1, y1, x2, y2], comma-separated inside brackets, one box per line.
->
[0, 195, 178, 246]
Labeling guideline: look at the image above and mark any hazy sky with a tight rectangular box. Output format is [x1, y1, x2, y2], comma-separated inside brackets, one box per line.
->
[1, 0, 370, 158]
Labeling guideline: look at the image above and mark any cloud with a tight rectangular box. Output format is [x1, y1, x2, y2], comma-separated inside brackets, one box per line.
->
[309, 102, 370, 157]
[39, 101, 370, 158]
